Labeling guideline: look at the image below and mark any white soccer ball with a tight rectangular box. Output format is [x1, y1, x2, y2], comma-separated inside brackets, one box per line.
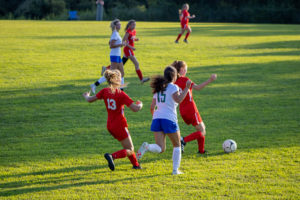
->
[222, 139, 237, 153]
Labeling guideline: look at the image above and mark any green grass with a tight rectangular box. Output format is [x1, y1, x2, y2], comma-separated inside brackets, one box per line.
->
[0, 20, 299, 199]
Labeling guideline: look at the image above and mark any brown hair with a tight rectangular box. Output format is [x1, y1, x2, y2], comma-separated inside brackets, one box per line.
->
[151, 66, 177, 94]
[125, 19, 135, 31]
[171, 60, 187, 78]
[104, 69, 121, 93]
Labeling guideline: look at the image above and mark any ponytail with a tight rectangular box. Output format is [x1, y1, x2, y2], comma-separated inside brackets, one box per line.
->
[150, 66, 177, 94]
[110, 19, 120, 31]
[125, 19, 135, 31]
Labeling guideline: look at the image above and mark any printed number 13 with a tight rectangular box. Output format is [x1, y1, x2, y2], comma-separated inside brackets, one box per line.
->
[157, 91, 166, 103]
[107, 98, 116, 110]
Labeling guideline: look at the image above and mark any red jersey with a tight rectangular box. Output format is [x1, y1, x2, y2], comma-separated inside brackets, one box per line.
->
[181, 9, 190, 24]
[96, 88, 134, 127]
[175, 76, 198, 115]
[126, 29, 136, 47]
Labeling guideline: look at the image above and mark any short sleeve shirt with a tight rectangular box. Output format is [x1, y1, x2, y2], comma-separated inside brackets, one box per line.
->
[152, 83, 180, 123]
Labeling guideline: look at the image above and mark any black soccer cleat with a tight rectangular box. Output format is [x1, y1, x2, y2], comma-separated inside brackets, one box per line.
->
[198, 150, 207, 155]
[132, 165, 142, 169]
[104, 153, 115, 171]
[181, 137, 186, 153]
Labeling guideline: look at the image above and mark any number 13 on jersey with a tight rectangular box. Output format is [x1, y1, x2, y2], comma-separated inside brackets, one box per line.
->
[107, 98, 116, 110]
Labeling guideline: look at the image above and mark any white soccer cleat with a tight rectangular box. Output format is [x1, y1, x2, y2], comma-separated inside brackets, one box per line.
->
[172, 170, 184, 175]
[137, 142, 149, 160]
[90, 84, 96, 94]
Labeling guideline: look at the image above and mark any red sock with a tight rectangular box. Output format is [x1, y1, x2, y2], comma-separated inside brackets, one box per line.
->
[197, 134, 205, 153]
[106, 65, 111, 69]
[184, 131, 202, 143]
[128, 152, 139, 167]
[176, 34, 182, 41]
[136, 69, 143, 81]
[185, 32, 190, 40]
[112, 149, 127, 159]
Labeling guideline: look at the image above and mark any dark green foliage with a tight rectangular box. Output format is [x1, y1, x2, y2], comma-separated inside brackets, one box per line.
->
[0, 0, 299, 23]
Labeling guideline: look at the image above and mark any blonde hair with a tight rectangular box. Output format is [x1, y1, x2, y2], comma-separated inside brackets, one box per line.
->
[171, 60, 187, 78]
[125, 19, 135, 31]
[179, 4, 189, 14]
[110, 19, 120, 31]
[104, 69, 121, 93]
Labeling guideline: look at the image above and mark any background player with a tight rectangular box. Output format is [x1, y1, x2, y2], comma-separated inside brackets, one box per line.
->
[122, 20, 150, 84]
[171, 60, 217, 154]
[137, 66, 191, 175]
[83, 69, 143, 171]
[175, 3, 195, 43]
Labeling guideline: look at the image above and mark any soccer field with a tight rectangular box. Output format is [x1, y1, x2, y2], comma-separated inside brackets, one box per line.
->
[0, 20, 299, 199]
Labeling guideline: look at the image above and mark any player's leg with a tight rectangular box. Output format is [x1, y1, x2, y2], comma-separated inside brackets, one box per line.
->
[122, 56, 128, 66]
[175, 27, 185, 43]
[119, 131, 141, 169]
[184, 25, 191, 43]
[128, 55, 149, 83]
[111, 59, 125, 88]
[195, 122, 206, 154]
[167, 131, 183, 175]
[180, 111, 204, 152]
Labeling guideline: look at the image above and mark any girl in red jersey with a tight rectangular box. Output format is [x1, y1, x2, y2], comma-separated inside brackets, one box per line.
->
[172, 61, 217, 154]
[175, 3, 195, 43]
[122, 20, 150, 84]
[83, 69, 143, 171]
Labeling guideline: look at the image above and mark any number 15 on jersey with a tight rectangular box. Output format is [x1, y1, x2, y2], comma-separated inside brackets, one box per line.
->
[157, 91, 166, 103]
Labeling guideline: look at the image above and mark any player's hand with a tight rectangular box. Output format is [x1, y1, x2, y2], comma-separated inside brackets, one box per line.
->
[132, 47, 136, 51]
[135, 38, 139, 41]
[210, 74, 217, 81]
[186, 80, 192, 88]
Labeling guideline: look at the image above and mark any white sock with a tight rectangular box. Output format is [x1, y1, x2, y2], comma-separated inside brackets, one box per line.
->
[148, 144, 162, 153]
[172, 147, 181, 172]
[98, 76, 106, 84]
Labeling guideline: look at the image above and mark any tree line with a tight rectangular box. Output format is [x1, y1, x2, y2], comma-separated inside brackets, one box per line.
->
[0, 0, 299, 23]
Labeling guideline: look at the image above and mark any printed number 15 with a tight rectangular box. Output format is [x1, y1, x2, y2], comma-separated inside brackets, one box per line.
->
[157, 91, 166, 103]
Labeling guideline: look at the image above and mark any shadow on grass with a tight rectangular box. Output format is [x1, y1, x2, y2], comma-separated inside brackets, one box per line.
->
[0, 174, 161, 197]
[0, 165, 107, 180]
[25, 35, 110, 40]
[0, 60, 299, 166]
[138, 24, 300, 37]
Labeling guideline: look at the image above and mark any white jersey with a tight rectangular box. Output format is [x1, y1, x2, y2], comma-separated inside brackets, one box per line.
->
[110, 30, 122, 56]
[153, 83, 179, 123]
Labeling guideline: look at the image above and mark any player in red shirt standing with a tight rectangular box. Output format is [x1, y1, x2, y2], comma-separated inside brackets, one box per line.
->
[172, 61, 217, 154]
[175, 3, 195, 43]
[83, 69, 143, 171]
[122, 20, 150, 84]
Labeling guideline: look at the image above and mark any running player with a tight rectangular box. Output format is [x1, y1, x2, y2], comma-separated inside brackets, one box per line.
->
[137, 66, 191, 175]
[175, 3, 195, 43]
[171, 60, 217, 154]
[90, 19, 126, 94]
[83, 69, 143, 171]
[122, 20, 150, 84]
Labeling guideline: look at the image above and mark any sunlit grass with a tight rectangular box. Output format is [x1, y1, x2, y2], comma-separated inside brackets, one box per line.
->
[0, 20, 299, 199]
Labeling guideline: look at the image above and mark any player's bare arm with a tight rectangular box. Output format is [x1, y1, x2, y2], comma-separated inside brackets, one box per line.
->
[193, 74, 217, 91]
